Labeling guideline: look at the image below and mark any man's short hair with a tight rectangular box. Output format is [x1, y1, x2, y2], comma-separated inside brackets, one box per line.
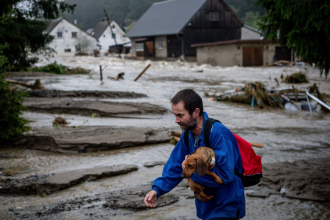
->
[171, 89, 203, 116]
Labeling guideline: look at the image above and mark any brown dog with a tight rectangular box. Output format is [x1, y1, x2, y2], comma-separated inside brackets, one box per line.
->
[181, 147, 223, 201]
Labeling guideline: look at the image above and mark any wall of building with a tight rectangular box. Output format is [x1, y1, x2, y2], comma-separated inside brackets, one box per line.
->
[241, 27, 261, 40]
[155, 36, 167, 58]
[49, 19, 97, 56]
[196, 42, 280, 67]
[197, 44, 238, 66]
[98, 21, 130, 55]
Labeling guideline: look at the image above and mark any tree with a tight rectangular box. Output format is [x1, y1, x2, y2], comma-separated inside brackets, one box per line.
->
[256, 0, 330, 78]
[0, 0, 76, 70]
[0, 43, 30, 142]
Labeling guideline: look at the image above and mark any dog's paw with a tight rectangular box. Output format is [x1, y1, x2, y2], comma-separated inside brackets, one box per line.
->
[215, 176, 223, 184]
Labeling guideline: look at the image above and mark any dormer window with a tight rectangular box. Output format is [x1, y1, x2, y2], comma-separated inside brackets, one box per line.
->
[209, 12, 219, 21]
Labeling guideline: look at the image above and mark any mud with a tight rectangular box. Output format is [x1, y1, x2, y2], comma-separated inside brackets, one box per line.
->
[4, 158, 330, 220]
[7, 127, 170, 153]
[247, 158, 330, 201]
[0, 165, 138, 196]
[28, 90, 147, 99]
[24, 98, 168, 118]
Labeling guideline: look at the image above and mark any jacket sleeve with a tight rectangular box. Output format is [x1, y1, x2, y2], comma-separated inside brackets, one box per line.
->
[191, 124, 237, 188]
[152, 134, 190, 197]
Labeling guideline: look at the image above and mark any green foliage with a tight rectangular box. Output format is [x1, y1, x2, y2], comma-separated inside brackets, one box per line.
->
[28, 62, 66, 74]
[28, 62, 90, 75]
[256, 0, 330, 78]
[0, 45, 30, 141]
[0, 0, 76, 71]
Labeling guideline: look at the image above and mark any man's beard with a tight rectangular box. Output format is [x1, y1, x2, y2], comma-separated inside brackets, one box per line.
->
[178, 119, 198, 132]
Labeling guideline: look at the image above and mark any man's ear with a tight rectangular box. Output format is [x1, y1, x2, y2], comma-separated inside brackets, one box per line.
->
[193, 108, 200, 117]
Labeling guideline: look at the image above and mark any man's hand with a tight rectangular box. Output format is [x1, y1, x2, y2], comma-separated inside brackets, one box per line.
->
[182, 155, 189, 170]
[144, 190, 158, 207]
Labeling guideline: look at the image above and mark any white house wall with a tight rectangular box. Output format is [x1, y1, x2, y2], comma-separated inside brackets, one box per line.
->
[98, 21, 130, 55]
[49, 19, 97, 56]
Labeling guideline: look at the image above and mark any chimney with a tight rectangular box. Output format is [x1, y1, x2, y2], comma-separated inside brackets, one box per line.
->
[74, 19, 77, 25]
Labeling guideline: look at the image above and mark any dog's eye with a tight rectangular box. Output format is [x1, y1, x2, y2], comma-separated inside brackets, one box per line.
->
[188, 165, 192, 168]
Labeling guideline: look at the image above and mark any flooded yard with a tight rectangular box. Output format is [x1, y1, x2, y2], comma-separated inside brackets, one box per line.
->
[1, 56, 330, 219]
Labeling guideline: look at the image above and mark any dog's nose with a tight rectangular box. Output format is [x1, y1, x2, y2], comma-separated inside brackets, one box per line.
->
[181, 173, 184, 178]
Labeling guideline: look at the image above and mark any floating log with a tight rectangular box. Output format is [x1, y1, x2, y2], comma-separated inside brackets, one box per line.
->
[6, 79, 44, 90]
[134, 64, 151, 81]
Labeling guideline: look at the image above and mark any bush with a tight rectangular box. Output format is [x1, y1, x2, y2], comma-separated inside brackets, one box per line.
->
[28, 62, 66, 74]
[0, 45, 30, 142]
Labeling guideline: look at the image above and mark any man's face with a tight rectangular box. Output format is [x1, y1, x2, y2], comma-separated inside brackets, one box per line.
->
[171, 101, 198, 132]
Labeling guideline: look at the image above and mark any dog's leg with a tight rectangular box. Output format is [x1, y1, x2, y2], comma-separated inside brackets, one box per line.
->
[198, 190, 214, 201]
[194, 192, 209, 202]
[205, 170, 223, 184]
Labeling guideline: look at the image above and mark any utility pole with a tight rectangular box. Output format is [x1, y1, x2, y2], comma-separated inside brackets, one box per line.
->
[103, 8, 120, 54]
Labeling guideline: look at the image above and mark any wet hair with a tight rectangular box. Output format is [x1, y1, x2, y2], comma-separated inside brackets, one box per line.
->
[170, 89, 203, 116]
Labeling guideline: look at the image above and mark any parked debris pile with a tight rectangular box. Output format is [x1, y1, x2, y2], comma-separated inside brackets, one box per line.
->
[213, 82, 328, 112]
[216, 82, 283, 109]
[284, 71, 309, 83]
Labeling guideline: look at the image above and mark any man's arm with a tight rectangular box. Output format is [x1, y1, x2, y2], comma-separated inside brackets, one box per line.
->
[191, 124, 239, 187]
[144, 134, 189, 207]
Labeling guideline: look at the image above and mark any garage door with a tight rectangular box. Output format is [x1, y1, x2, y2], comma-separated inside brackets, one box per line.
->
[243, 47, 263, 66]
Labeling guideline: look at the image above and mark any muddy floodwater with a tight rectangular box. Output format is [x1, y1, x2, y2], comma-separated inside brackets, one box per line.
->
[1, 56, 330, 220]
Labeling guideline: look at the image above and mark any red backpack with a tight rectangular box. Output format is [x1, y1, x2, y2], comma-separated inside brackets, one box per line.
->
[184, 118, 262, 187]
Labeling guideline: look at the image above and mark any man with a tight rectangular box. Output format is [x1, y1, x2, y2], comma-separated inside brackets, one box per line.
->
[144, 89, 245, 220]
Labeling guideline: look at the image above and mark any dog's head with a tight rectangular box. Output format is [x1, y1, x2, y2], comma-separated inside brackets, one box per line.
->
[181, 154, 207, 178]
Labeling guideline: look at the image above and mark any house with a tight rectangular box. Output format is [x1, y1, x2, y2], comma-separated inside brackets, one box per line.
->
[45, 18, 98, 56]
[91, 19, 131, 55]
[125, 0, 243, 59]
[192, 24, 293, 67]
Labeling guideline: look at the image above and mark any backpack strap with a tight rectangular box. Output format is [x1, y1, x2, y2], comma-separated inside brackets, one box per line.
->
[184, 131, 189, 150]
[204, 118, 221, 147]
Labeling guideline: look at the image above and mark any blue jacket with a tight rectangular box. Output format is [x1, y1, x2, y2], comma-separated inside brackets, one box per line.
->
[152, 112, 245, 220]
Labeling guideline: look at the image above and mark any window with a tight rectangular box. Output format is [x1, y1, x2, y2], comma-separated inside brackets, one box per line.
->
[158, 39, 163, 49]
[136, 43, 144, 52]
[112, 25, 116, 29]
[57, 32, 63, 38]
[64, 49, 71, 52]
[209, 12, 219, 21]
[71, 32, 77, 38]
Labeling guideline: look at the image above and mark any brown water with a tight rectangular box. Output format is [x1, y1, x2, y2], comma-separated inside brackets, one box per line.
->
[1, 57, 330, 219]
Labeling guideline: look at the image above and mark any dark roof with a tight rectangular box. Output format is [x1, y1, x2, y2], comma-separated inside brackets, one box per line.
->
[93, 20, 109, 39]
[45, 18, 63, 34]
[191, 39, 274, 47]
[126, 0, 208, 38]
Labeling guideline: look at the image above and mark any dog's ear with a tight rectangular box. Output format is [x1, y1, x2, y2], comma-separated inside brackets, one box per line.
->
[196, 158, 207, 176]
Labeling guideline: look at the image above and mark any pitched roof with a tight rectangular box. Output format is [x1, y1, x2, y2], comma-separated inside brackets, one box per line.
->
[93, 20, 109, 39]
[125, 0, 208, 38]
[44, 18, 63, 34]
